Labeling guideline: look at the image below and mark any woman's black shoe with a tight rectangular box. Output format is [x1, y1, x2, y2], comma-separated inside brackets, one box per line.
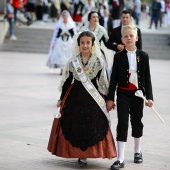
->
[110, 160, 124, 170]
[78, 158, 87, 167]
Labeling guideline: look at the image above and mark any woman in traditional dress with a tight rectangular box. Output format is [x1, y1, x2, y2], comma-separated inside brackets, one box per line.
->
[47, 10, 76, 74]
[47, 31, 117, 167]
[79, 11, 115, 78]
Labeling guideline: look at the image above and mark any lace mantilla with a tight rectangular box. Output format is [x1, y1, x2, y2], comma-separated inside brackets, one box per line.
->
[79, 24, 109, 43]
[59, 54, 109, 95]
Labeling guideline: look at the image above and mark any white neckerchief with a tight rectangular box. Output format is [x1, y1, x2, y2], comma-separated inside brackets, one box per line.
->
[126, 48, 137, 73]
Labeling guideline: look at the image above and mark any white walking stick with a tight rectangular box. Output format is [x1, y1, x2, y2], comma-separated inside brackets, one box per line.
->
[135, 90, 165, 123]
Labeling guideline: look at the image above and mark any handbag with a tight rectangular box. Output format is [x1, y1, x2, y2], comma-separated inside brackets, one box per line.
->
[7, 13, 14, 19]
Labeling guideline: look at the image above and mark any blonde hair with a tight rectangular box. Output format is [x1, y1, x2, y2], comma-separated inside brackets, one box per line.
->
[121, 25, 137, 36]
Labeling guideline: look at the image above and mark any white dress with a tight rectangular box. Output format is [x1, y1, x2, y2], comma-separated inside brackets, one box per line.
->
[47, 23, 75, 68]
[47, 10, 76, 69]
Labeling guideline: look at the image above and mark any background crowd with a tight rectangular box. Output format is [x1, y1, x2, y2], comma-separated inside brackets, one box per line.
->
[6, 0, 170, 41]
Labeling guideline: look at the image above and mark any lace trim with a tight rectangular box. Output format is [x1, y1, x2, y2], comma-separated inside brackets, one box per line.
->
[58, 54, 108, 95]
[79, 24, 109, 43]
[69, 55, 102, 79]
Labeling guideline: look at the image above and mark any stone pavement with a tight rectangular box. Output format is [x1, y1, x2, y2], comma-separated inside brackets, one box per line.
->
[0, 51, 170, 170]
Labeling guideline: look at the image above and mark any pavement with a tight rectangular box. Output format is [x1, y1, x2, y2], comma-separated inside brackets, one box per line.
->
[0, 16, 170, 170]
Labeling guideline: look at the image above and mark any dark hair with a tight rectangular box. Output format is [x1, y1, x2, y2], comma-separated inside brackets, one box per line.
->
[77, 31, 95, 46]
[121, 10, 132, 16]
[87, 11, 98, 21]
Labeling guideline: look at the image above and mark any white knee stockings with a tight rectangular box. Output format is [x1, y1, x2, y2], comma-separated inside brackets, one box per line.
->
[117, 138, 141, 163]
[134, 137, 141, 153]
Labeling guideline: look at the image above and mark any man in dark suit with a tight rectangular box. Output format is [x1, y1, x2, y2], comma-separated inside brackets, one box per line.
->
[99, 9, 113, 35]
[108, 10, 142, 52]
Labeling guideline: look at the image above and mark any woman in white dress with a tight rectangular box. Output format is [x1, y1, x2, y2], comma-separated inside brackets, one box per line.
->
[47, 10, 77, 74]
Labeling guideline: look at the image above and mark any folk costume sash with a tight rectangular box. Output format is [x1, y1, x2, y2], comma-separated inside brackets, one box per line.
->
[72, 57, 111, 124]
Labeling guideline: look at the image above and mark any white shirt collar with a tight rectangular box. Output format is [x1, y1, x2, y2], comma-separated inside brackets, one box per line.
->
[126, 48, 137, 72]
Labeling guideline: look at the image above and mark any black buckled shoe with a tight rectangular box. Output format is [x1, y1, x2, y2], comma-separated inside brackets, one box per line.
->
[110, 160, 124, 170]
[134, 153, 143, 163]
[78, 158, 87, 167]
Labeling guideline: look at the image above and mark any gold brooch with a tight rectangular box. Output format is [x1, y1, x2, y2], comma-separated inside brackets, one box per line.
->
[83, 67, 89, 72]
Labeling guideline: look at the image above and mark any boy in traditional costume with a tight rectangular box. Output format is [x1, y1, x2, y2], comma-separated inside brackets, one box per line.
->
[107, 25, 153, 170]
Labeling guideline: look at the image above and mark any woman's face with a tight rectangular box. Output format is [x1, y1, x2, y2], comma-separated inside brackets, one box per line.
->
[62, 12, 68, 23]
[89, 13, 99, 25]
[79, 36, 93, 55]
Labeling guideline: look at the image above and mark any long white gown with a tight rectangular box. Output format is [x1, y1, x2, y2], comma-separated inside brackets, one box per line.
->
[47, 10, 76, 69]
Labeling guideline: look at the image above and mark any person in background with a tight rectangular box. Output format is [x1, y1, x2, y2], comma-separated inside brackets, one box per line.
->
[47, 10, 76, 74]
[108, 0, 124, 28]
[98, 2, 105, 18]
[43, 0, 49, 22]
[133, 0, 141, 25]
[50, 0, 60, 22]
[79, 11, 115, 78]
[35, 0, 44, 21]
[159, 0, 166, 27]
[108, 10, 142, 53]
[148, 0, 161, 29]
[12, 0, 23, 24]
[6, 0, 18, 40]
[99, 9, 113, 35]
[27, 0, 35, 21]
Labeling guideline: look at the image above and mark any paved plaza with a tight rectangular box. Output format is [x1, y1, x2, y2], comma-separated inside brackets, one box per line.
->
[0, 51, 170, 170]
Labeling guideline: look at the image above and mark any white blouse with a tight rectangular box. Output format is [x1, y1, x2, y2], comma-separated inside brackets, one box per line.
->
[126, 48, 137, 73]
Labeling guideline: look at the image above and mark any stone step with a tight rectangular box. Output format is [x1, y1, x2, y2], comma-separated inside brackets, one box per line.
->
[0, 47, 48, 53]
[0, 27, 170, 60]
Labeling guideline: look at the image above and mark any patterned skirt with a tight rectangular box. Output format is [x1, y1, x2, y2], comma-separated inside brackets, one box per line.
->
[47, 83, 117, 158]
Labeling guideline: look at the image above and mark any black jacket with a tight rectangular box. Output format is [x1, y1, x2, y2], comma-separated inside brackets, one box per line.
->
[107, 25, 142, 52]
[107, 49, 153, 101]
[99, 16, 113, 35]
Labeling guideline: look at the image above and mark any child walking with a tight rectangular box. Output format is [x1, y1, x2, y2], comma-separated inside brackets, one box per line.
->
[48, 31, 117, 167]
[106, 25, 153, 170]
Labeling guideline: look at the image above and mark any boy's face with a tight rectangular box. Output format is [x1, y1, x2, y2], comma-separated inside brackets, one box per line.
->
[121, 29, 138, 49]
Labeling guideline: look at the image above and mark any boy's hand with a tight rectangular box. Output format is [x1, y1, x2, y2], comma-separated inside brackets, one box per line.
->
[106, 100, 115, 111]
[145, 99, 153, 107]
